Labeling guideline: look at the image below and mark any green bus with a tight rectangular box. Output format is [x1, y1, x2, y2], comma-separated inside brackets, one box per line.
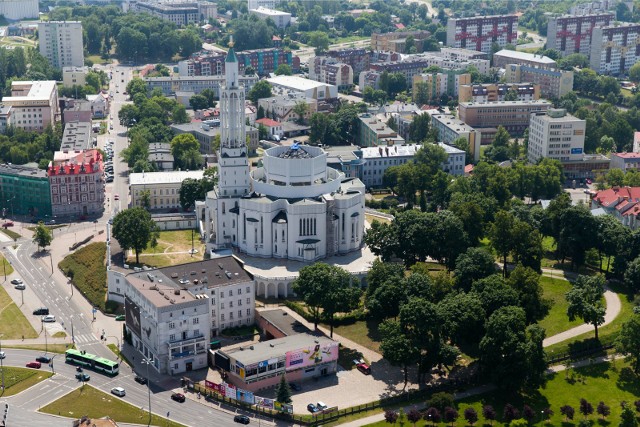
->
[65, 349, 119, 376]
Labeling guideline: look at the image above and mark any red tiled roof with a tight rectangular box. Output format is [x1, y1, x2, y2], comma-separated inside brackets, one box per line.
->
[255, 118, 281, 127]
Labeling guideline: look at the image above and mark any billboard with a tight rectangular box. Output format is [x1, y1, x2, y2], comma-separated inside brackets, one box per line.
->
[124, 296, 142, 338]
[285, 342, 339, 371]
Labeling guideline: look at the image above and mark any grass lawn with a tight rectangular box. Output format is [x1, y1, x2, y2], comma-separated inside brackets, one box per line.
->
[127, 229, 205, 268]
[537, 275, 582, 337]
[4, 344, 73, 354]
[0, 228, 21, 241]
[59, 242, 107, 311]
[0, 367, 53, 397]
[325, 319, 382, 353]
[0, 285, 37, 339]
[40, 385, 186, 426]
[0, 254, 13, 276]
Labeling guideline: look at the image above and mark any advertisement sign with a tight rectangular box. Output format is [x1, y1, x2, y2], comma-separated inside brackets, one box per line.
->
[285, 342, 339, 371]
[236, 388, 255, 404]
[571, 148, 583, 154]
[255, 397, 274, 409]
[124, 296, 142, 338]
[224, 383, 236, 400]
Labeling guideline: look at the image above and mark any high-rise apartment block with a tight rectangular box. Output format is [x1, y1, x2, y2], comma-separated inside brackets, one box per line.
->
[528, 109, 586, 163]
[446, 15, 518, 54]
[546, 13, 614, 57]
[590, 22, 640, 75]
[38, 21, 84, 69]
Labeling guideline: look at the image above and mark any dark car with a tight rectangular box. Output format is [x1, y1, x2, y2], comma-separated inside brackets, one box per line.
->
[26, 361, 41, 369]
[289, 383, 301, 391]
[171, 393, 186, 403]
[234, 415, 250, 424]
[33, 308, 49, 316]
[307, 403, 319, 413]
[36, 356, 51, 363]
[134, 375, 147, 385]
[76, 373, 90, 381]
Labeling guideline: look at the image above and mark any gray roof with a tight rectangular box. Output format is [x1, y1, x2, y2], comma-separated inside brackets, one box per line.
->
[222, 333, 336, 366]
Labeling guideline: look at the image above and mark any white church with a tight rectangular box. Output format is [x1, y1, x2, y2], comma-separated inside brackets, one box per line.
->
[203, 42, 365, 262]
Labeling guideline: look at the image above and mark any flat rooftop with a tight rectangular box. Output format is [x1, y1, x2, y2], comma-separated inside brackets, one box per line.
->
[221, 333, 336, 366]
[129, 170, 204, 186]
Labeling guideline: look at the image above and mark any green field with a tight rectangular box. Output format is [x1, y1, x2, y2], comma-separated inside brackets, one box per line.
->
[366, 360, 640, 427]
[537, 275, 582, 337]
[0, 367, 53, 397]
[40, 386, 186, 426]
[0, 285, 37, 339]
[59, 242, 107, 311]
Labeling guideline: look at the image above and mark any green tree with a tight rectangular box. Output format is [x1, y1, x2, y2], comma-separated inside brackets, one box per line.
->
[247, 80, 272, 103]
[566, 275, 606, 340]
[274, 64, 293, 75]
[275, 374, 292, 404]
[379, 319, 418, 389]
[111, 207, 159, 264]
[33, 222, 53, 250]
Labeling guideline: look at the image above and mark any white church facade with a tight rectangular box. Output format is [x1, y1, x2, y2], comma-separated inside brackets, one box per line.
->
[203, 41, 365, 262]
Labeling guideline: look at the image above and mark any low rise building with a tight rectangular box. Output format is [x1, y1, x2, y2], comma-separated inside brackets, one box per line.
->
[1, 81, 59, 132]
[62, 66, 90, 87]
[130, 170, 204, 211]
[213, 333, 338, 392]
[258, 94, 317, 123]
[148, 143, 175, 171]
[145, 75, 258, 98]
[430, 113, 481, 162]
[504, 64, 574, 99]
[249, 7, 291, 29]
[492, 50, 557, 69]
[107, 256, 255, 375]
[267, 75, 337, 100]
[459, 100, 552, 137]
[48, 149, 105, 218]
[528, 109, 586, 164]
[610, 152, 640, 171]
[358, 114, 404, 147]
[0, 164, 51, 217]
[458, 83, 540, 103]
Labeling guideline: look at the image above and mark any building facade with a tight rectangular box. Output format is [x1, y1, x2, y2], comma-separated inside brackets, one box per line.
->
[48, 149, 105, 218]
[38, 21, 84, 69]
[505, 64, 574, 99]
[492, 50, 556, 69]
[446, 15, 518, 54]
[0, 164, 51, 218]
[528, 109, 586, 163]
[458, 83, 540, 103]
[459, 100, 552, 136]
[130, 171, 204, 211]
[546, 13, 614, 57]
[590, 22, 640, 75]
[1, 81, 59, 132]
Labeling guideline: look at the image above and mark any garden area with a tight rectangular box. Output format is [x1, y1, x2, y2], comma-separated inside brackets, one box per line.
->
[59, 242, 107, 311]
[126, 229, 205, 268]
[0, 367, 53, 397]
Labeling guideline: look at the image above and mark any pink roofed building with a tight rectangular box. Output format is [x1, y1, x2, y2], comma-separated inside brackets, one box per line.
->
[591, 186, 640, 229]
[48, 149, 105, 218]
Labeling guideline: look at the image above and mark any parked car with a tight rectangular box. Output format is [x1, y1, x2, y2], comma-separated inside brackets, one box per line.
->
[134, 375, 147, 385]
[42, 315, 56, 323]
[76, 372, 90, 381]
[115, 314, 125, 321]
[36, 356, 51, 363]
[33, 307, 49, 315]
[14, 283, 26, 290]
[317, 402, 328, 411]
[171, 392, 186, 403]
[307, 404, 319, 413]
[233, 415, 250, 424]
[111, 387, 126, 397]
[10, 279, 22, 285]
[26, 361, 41, 369]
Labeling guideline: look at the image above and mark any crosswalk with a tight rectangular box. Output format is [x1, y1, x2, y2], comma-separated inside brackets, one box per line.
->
[73, 334, 97, 344]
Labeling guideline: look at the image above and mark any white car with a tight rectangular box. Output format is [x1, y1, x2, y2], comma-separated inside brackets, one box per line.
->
[111, 387, 126, 397]
[42, 315, 56, 323]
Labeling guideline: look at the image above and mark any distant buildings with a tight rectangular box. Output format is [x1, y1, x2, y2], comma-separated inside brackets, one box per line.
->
[590, 22, 640, 75]
[308, 56, 354, 89]
[492, 50, 557, 69]
[505, 64, 574, 99]
[179, 49, 296, 77]
[130, 171, 204, 211]
[370, 30, 432, 53]
[527, 109, 586, 164]
[446, 15, 518, 54]
[0, 164, 51, 218]
[266, 75, 338, 100]
[546, 13, 614, 57]
[0, 0, 38, 20]
[38, 21, 85, 69]
[249, 7, 291, 29]
[1, 81, 60, 132]
[459, 100, 552, 137]
[458, 83, 540, 103]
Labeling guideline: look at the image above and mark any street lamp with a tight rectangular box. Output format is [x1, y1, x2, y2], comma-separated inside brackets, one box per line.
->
[142, 357, 152, 427]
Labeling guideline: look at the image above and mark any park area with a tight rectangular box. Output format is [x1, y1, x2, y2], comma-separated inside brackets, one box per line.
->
[126, 229, 206, 268]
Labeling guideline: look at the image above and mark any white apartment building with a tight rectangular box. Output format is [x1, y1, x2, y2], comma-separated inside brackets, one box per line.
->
[1, 81, 59, 132]
[0, 0, 38, 20]
[249, 7, 291, 29]
[130, 171, 204, 211]
[107, 256, 255, 374]
[528, 109, 586, 164]
[590, 22, 640, 75]
[38, 21, 85, 69]
[62, 66, 89, 87]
